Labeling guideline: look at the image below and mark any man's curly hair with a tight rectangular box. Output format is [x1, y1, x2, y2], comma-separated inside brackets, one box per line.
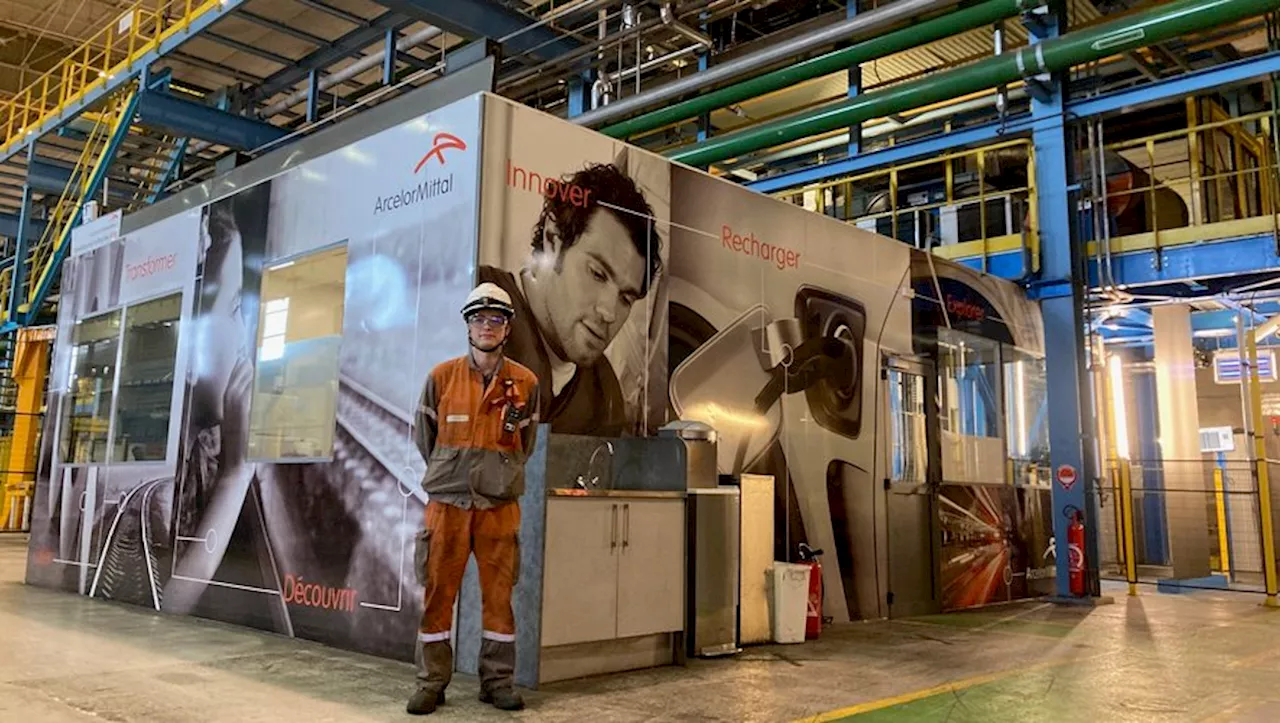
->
[530, 163, 663, 297]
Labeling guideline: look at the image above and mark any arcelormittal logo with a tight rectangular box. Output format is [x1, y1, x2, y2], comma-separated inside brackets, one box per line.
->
[414, 132, 467, 172]
[374, 132, 463, 215]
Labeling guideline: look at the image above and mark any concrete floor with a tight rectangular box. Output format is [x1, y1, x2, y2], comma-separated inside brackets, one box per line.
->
[3, 534, 1280, 722]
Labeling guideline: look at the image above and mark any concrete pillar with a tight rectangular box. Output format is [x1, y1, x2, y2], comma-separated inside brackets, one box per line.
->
[1151, 304, 1212, 579]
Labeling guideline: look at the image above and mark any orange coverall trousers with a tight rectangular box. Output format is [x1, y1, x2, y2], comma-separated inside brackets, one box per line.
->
[416, 500, 520, 693]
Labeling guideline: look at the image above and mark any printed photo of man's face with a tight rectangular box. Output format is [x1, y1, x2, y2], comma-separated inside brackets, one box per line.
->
[534, 207, 645, 365]
[527, 163, 661, 367]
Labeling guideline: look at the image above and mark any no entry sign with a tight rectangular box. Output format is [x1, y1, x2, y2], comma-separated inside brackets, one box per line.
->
[1056, 464, 1078, 491]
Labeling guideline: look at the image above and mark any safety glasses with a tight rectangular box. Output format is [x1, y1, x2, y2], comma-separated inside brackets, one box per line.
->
[468, 314, 509, 329]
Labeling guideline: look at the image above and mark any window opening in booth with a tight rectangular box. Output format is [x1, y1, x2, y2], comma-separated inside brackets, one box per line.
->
[888, 369, 928, 485]
[937, 329, 1004, 484]
[248, 244, 347, 461]
[111, 293, 182, 462]
[1004, 349, 1050, 486]
[61, 310, 122, 463]
[260, 298, 290, 362]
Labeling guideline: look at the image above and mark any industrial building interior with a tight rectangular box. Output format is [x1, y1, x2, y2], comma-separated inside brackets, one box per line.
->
[2, 0, 1280, 720]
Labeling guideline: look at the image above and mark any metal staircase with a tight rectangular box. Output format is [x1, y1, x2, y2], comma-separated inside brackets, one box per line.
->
[0, 0, 246, 164]
[0, 86, 141, 328]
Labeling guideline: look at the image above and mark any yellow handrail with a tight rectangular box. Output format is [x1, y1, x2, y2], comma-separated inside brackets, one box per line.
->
[26, 89, 138, 311]
[0, 88, 137, 321]
[770, 138, 1039, 272]
[0, 0, 215, 155]
[1090, 101, 1280, 256]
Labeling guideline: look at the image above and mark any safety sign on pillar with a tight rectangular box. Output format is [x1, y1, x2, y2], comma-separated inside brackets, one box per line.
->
[1056, 464, 1077, 491]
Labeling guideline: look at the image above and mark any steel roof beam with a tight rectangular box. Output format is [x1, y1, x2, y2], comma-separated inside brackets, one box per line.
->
[0, 213, 46, 240]
[235, 10, 331, 46]
[25, 160, 136, 202]
[136, 90, 289, 151]
[396, 50, 436, 72]
[292, 0, 368, 27]
[369, 0, 578, 61]
[203, 31, 298, 67]
[248, 11, 410, 104]
[170, 50, 267, 85]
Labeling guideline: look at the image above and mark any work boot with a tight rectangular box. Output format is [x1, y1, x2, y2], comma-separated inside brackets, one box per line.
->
[411, 640, 453, 715]
[406, 688, 445, 715]
[479, 686, 525, 711]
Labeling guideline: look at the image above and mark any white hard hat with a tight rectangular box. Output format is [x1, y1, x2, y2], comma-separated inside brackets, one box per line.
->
[461, 282, 515, 319]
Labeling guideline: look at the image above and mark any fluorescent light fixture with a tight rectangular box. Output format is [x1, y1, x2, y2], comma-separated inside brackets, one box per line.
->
[1214, 348, 1277, 384]
[1014, 360, 1027, 457]
[1109, 354, 1130, 460]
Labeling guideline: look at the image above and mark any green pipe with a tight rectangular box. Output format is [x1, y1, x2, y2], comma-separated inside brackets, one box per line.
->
[669, 0, 1280, 167]
[601, 0, 1030, 139]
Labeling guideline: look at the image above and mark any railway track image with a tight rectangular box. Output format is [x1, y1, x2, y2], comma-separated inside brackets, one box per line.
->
[90, 477, 170, 611]
[328, 374, 426, 645]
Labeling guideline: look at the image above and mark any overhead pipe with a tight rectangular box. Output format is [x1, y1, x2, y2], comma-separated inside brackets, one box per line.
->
[498, 0, 615, 43]
[500, 11, 667, 90]
[609, 45, 704, 84]
[718, 88, 1028, 173]
[257, 25, 443, 119]
[600, 0, 1034, 138]
[669, 0, 1280, 167]
[571, 0, 965, 129]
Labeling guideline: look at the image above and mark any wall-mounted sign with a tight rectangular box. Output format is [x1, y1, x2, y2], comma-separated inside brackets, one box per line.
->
[118, 225, 196, 304]
[1056, 464, 1077, 491]
[1199, 426, 1235, 453]
[1214, 349, 1277, 385]
[70, 209, 122, 257]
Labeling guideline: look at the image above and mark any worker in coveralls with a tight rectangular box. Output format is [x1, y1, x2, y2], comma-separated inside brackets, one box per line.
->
[408, 282, 541, 715]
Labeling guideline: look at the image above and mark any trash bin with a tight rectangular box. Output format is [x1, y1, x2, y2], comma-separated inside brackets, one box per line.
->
[657, 421, 718, 488]
[771, 562, 810, 644]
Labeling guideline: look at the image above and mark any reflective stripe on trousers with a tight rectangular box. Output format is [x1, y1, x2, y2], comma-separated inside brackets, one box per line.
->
[416, 500, 520, 692]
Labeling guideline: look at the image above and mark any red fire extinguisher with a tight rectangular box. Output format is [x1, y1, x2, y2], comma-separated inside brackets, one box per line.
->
[798, 543, 823, 639]
[1066, 506, 1086, 597]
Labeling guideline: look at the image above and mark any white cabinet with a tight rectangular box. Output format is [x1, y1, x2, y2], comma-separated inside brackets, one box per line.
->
[542, 499, 618, 646]
[616, 499, 685, 638]
[542, 496, 685, 647]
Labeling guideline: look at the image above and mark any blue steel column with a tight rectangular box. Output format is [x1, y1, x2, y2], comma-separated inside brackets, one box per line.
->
[1030, 3, 1099, 599]
[846, 1, 862, 155]
[8, 143, 35, 323]
[384, 29, 397, 85]
[306, 69, 320, 123]
[696, 11, 711, 143]
[696, 52, 711, 142]
[567, 72, 590, 119]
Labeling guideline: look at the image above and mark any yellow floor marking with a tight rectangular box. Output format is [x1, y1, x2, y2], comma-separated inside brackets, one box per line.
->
[891, 618, 1055, 641]
[1228, 644, 1280, 669]
[1198, 700, 1251, 723]
[794, 654, 1096, 723]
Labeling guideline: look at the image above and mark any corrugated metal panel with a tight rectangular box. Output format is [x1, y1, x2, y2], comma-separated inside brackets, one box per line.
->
[852, 0, 1103, 88]
[718, 0, 1106, 129]
[1069, 0, 1104, 26]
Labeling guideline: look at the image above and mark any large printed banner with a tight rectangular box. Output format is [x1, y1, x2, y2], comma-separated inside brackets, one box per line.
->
[27, 90, 1049, 669]
[478, 99, 670, 437]
[479, 94, 922, 622]
[938, 484, 1055, 610]
[27, 94, 484, 661]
